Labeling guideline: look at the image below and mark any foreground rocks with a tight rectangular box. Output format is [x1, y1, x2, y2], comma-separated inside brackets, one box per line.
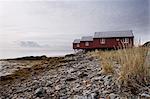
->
[0, 52, 150, 99]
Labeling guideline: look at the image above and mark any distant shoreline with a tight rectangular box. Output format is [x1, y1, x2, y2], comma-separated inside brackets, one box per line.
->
[0, 53, 75, 61]
[0, 51, 75, 60]
[0, 49, 74, 60]
[0, 55, 62, 61]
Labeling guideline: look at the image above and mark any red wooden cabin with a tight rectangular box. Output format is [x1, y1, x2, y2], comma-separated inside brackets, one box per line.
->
[73, 39, 80, 49]
[73, 30, 134, 50]
[80, 36, 93, 49]
[93, 30, 134, 49]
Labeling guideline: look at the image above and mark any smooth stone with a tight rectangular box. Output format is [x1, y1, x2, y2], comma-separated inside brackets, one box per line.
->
[141, 93, 150, 97]
[103, 90, 111, 94]
[91, 91, 100, 99]
[93, 76, 103, 81]
[104, 75, 112, 86]
[34, 87, 46, 98]
[55, 85, 62, 91]
[46, 81, 53, 87]
[109, 93, 118, 99]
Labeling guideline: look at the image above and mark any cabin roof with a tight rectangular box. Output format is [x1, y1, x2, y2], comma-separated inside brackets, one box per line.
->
[80, 36, 93, 41]
[73, 39, 80, 43]
[94, 30, 134, 38]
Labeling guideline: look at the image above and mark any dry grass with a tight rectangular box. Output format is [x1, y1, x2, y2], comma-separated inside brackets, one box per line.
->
[116, 48, 149, 87]
[89, 47, 150, 90]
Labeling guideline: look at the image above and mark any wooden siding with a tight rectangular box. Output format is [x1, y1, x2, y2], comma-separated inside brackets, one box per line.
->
[73, 37, 134, 50]
[79, 41, 93, 49]
[73, 43, 80, 49]
[93, 37, 134, 49]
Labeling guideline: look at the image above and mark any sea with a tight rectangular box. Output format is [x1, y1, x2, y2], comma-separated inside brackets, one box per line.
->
[0, 48, 74, 59]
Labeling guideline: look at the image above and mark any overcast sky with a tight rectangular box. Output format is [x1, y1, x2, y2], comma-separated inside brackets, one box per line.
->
[0, 0, 149, 50]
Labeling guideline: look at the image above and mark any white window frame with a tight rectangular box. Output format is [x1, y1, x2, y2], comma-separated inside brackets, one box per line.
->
[100, 38, 105, 44]
[116, 38, 119, 41]
[85, 42, 89, 46]
[77, 43, 80, 47]
[123, 38, 129, 43]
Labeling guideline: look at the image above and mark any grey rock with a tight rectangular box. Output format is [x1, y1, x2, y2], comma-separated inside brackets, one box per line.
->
[141, 93, 150, 97]
[32, 80, 40, 86]
[109, 93, 118, 99]
[73, 95, 84, 99]
[83, 90, 91, 95]
[34, 87, 46, 98]
[67, 68, 75, 73]
[35, 97, 41, 99]
[74, 95, 93, 99]
[60, 96, 68, 99]
[104, 75, 112, 86]
[78, 72, 88, 78]
[105, 75, 112, 80]
[55, 85, 62, 91]
[92, 76, 103, 82]
[45, 81, 53, 87]
[103, 90, 111, 94]
[90, 91, 100, 99]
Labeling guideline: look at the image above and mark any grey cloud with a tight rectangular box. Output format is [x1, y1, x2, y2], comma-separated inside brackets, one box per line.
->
[17, 41, 49, 48]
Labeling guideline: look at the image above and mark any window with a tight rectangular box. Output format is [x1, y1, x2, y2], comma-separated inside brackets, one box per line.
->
[100, 38, 105, 44]
[85, 42, 89, 46]
[77, 44, 80, 47]
[123, 38, 129, 43]
[116, 38, 119, 41]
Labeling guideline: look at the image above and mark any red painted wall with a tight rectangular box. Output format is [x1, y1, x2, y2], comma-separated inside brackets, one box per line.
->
[93, 38, 113, 48]
[93, 37, 134, 49]
[80, 41, 93, 49]
[73, 43, 80, 49]
[73, 37, 134, 50]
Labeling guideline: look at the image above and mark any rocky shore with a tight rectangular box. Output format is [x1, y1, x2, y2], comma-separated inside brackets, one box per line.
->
[0, 52, 150, 99]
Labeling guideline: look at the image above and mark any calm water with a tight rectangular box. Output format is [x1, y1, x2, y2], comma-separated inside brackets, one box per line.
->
[0, 49, 74, 59]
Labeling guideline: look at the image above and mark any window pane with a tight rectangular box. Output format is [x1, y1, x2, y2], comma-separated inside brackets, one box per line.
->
[116, 39, 119, 41]
[101, 38, 105, 44]
[85, 42, 89, 46]
[124, 38, 129, 43]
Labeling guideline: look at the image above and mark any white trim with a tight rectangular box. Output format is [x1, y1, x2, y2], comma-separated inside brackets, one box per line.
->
[85, 42, 89, 46]
[123, 38, 129, 43]
[100, 38, 105, 44]
[77, 44, 80, 47]
[116, 38, 119, 41]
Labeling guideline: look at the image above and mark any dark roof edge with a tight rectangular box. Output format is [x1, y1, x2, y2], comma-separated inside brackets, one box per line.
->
[93, 36, 134, 39]
[95, 30, 133, 33]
